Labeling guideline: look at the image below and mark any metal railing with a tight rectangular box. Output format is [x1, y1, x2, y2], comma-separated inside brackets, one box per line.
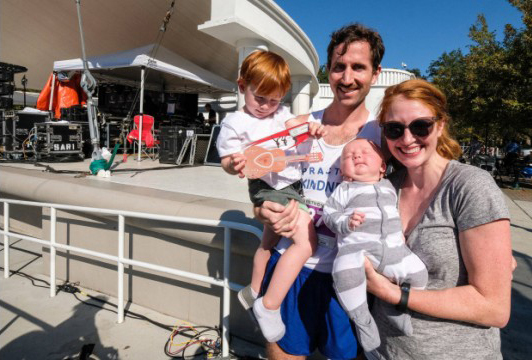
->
[0, 198, 262, 358]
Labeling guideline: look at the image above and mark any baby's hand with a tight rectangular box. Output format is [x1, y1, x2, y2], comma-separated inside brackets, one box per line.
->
[308, 122, 327, 139]
[348, 210, 366, 231]
[230, 153, 247, 178]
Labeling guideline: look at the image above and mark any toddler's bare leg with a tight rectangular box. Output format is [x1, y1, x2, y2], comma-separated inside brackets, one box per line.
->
[253, 209, 316, 342]
[251, 225, 280, 294]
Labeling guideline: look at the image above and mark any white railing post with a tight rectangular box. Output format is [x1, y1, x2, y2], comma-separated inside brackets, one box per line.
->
[50, 207, 57, 297]
[3, 202, 9, 278]
[117, 214, 125, 323]
[222, 227, 231, 358]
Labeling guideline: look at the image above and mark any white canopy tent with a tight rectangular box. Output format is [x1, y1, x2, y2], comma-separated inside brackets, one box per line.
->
[53, 44, 236, 161]
[53, 43, 236, 94]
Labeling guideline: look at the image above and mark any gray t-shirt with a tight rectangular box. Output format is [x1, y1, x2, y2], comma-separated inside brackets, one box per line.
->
[371, 160, 510, 360]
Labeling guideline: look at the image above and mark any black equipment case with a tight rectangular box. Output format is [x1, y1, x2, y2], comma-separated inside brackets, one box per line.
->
[34, 122, 84, 160]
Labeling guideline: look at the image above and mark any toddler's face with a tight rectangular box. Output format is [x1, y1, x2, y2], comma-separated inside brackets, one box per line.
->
[240, 83, 283, 119]
[341, 139, 385, 183]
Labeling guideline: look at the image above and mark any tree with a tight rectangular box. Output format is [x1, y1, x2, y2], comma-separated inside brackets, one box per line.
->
[505, 0, 532, 140]
[317, 64, 328, 83]
[428, 49, 471, 140]
[405, 68, 426, 79]
[428, 2, 532, 146]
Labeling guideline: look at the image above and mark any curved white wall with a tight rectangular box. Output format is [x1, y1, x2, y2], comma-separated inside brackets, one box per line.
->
[312, 68, 415, 114]
[199, 0, 320, 115]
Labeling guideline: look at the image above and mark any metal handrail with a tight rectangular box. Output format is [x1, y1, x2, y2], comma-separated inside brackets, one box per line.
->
[0, 198, 262, 358]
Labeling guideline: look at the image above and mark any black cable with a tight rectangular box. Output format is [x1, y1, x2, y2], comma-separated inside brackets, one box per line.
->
[0, 266, 50, 290]
[164, 325, 221, 359]
[32, 161, 187, 176]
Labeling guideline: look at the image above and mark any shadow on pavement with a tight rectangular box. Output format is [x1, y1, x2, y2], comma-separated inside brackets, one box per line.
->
[0, 295, 118, 360]
[501, 250, 532, 360]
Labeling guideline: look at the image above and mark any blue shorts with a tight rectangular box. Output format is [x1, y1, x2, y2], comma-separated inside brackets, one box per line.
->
[261, 250, 360, 359]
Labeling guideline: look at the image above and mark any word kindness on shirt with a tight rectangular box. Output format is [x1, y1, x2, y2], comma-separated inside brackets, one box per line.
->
[301, 164, 342, 196]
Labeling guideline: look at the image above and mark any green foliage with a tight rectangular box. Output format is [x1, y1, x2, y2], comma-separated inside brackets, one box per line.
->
[317, 64, 328, 83]
[428, 1, 532, 146]
[405, 68, 426, 79]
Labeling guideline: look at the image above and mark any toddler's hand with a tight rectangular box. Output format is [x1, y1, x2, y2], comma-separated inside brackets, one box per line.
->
[348, 210, 365, 231]
[308, 122, 327, 139]
[230, 153, 246, 178]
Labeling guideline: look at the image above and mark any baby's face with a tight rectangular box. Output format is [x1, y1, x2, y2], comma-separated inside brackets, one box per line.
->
[341, 139, 385, 183]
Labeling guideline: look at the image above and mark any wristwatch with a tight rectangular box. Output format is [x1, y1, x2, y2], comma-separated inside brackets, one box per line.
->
[396, 282, 411, 312]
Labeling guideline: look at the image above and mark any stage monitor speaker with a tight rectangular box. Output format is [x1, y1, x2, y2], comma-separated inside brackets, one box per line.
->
[0, 96, 13, 109]
[0, 83, 14, 96]
[0, 62, 27, 83]
[159, 126, 196, 165]
[204, 125, 221, 166]
[0, 69, 14, 83]
[60, 105, 87, 122]
[194, 134, 210, 164]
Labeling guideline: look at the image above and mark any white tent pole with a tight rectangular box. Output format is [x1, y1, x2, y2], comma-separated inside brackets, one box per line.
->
[137, 66, 145, 162]
[48, 72, 57, 114]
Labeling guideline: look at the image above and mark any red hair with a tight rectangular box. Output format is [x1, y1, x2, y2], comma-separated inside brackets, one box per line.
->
[238, 50, 291, 97]
[378, 79, 462, 160]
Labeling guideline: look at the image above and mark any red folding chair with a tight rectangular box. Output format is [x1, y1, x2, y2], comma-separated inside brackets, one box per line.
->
[127, 114, 158, 160]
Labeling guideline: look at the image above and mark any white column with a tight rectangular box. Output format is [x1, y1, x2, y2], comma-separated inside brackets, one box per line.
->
[137, 67, 145, 162]
[290, 75, 312, 115]
[236, 39, 269, 110]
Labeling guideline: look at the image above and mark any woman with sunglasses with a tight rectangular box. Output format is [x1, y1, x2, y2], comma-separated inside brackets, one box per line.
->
[365, 79, 512, 359]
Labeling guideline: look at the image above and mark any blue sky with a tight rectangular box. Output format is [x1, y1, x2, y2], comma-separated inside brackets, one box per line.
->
[274, 0, 524, 76]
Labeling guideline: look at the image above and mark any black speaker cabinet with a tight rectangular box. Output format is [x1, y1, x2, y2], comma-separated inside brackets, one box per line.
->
[159, 126, 195, 164]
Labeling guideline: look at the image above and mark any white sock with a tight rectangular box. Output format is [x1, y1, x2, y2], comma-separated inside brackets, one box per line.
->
[250, 287, 259, 299]
[252, 297, 285, 343]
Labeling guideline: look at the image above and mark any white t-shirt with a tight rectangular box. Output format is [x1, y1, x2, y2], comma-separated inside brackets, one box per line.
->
[275, 109, 381, 273]
[216, 106, 301, 190]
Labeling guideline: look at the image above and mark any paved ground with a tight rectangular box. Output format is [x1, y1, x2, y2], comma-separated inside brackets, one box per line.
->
[0, 241, 265, 360]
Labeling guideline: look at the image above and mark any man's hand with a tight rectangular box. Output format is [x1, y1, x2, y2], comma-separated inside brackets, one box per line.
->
[254, 200, 300, 238]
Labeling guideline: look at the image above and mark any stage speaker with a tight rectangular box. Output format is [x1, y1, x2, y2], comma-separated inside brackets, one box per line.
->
[0, 96, 13, 109]
[204, 125, 221, 166]
[60, 105, 87, 122]
[159, 126, 196, 165]
[194, 134, 210, 164]
[0, 68, 14, 82]
[15, 111, 49, 140]
[0, 83, 14, 96]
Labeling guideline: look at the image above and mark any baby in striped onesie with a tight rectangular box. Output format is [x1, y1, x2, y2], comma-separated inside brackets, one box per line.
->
[323, 138, 428, 352]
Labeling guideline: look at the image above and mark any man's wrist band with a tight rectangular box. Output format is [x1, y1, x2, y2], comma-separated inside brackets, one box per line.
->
[396, 282, 411, 312]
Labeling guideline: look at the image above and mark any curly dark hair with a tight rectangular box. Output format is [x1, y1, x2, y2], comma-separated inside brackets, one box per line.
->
[326, 23, 385, 72]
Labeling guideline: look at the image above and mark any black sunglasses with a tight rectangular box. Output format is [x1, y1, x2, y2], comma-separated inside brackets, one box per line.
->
[381, 117, 438, 140]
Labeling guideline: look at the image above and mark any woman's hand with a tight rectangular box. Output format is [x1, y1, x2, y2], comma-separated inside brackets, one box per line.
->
[254, 200, 300, 238]
[364, 258, 401, 305]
